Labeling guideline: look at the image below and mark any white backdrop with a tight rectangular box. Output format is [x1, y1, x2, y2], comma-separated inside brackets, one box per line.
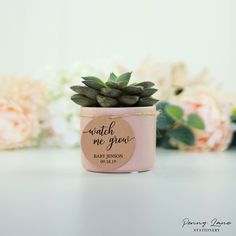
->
[0, 0, 235, 91]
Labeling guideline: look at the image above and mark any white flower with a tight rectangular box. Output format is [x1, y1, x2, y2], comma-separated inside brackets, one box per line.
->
[35, 64, 103, 147]
[0, 76, 47, 149]
[0, 99, 41, 150]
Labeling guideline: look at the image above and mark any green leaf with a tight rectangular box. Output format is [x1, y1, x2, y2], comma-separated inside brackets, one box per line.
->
[167, 125, 195, 146]
[70, 86, 98, 99]
[119, 95, 139, 106]
[108, 72, 117, 82]
[156, 101, 169, 111]
[70, 85, 81, 93]
[96, 95, 118, 107]
[116, 72, 132, 87]
[231, 108, 236, 123]
[156, 112, 175, 129]
[232, 108, 236, 115]
[122, 85, 144, 95]
[105, 81, 121, 89]
[71, 94, 97, 107]
[81, 76, 106, 90]
[136, 97, 158, 106]
[175, 88, 184, 95]
[140, 88, 158, 97]
[136, 81, 155, 88]
[159, 136, 176, 149]
[100, 87, 122, 98]
[82, 80, 106, 90]
[156, 128, 165, 138]
[187, 114, 205, 130]
[165, 104, 184, 121]
[231, 115, 236, 123]
[82, 76, 104, 84]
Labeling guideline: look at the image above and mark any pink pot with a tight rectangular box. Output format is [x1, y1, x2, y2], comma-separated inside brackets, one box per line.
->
[80, 106, 156, 173]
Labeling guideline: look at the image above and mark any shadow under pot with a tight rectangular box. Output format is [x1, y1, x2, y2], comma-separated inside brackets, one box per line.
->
[80, 106, 157, 173]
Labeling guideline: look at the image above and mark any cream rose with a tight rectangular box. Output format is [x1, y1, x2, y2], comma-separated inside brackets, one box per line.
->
[0, 99, 41, 150]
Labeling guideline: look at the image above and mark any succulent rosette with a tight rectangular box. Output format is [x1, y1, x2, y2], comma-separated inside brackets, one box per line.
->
[71, 72, 158, 107]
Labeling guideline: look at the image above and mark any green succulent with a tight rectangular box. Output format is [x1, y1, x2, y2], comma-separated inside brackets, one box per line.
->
[70, 72, 158, 107]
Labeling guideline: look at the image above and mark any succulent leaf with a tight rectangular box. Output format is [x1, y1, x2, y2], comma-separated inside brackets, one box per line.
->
[71, 94, 98, 107]
[122, 85, 144, 95]
[136, 81, 155, 88]
[140, 88, 158, 97]
[108, 72, 117, 82]
[96, 95, 118, 107]
[105, 81, 121, 89]
[136, 97, 158, 106]
[70, 85, 80, 93]
[116, 72, 132, 87]
[82, 80, 106, 90]
[70, 86, 98, 99]
[100, 88, 122, 98]
[119, 95, 139, 106]
[82, 76, 104, 84]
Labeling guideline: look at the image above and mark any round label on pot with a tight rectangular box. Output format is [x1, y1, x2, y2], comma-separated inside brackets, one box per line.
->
[81, 116, 136, 170]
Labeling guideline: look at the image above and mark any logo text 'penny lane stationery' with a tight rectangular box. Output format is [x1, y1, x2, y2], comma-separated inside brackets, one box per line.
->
[70, 72, 158, 173]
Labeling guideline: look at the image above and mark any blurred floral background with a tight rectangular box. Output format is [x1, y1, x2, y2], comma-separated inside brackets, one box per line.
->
[0, 60, 235, 151]
[0, 0, 235, 152]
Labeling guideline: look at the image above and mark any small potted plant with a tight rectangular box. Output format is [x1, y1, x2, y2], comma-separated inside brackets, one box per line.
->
[70, 72, 158, 173]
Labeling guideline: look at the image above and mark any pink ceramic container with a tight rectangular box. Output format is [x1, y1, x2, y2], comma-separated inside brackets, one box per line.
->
[80, 106, 156, 173]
